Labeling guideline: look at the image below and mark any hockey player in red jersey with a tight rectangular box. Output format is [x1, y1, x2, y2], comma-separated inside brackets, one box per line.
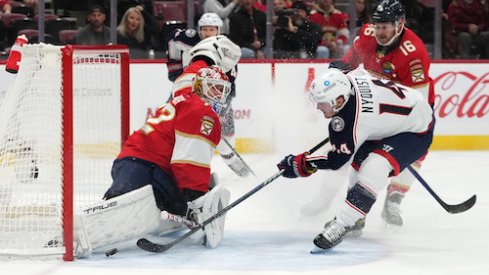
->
[109, 64, 229, 212]
[278, 68, 434, 252]
[71, 36, 242, 258]
[341, 0, 434, 105]
[301, 0, 434, 230]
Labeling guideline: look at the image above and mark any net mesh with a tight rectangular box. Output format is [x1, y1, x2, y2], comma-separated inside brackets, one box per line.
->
[0, 44, 125, 257]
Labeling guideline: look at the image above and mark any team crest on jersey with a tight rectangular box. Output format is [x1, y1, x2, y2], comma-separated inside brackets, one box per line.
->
[409, 59, 425, 83]
[200, 116, 215, 136]
[331, 116, 345, 132]
[382, 61, 395, 75]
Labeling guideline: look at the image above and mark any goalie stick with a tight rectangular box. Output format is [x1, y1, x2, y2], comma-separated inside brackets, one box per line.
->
[407, 166, 476, 214]
[222, 137, 257, 178]
[137, 137, 331, 253]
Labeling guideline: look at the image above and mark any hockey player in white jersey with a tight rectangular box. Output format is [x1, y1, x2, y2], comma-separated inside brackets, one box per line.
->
[277, 68, 435, 251]
[167, 13, 250, 178]
[167, 13, 223, 82]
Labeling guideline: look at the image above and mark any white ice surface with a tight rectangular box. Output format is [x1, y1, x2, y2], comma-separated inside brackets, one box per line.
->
[2, 150, 488, 275]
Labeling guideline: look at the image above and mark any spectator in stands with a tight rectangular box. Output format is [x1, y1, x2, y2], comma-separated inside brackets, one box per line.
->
[117, 1, 160, 53]
[203, 0, 240, 35]
[117, 6, 152, 57]
[272, 0, 301, 58]
[309, 0, 350, 58]
[0, 0, 12, 14]
[447, 0, 489, 59]
[291, 1, 323, 58]
[355, 0, 371, 33]
[228, 0, 266, 58]
[75, 4, 110, 45]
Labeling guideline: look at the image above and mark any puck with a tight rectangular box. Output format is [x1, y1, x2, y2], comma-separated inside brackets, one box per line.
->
[105, 248, 118, 257]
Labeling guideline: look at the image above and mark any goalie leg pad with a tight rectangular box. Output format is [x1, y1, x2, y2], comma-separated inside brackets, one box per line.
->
[188, 174, 231, 248]
[74, 185, 161, 257]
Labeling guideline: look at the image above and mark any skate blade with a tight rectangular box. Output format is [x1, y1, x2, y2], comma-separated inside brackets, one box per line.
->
[310, 244, 331, 254]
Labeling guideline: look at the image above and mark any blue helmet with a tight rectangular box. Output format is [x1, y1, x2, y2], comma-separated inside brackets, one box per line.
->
[372, 0, 406, 23]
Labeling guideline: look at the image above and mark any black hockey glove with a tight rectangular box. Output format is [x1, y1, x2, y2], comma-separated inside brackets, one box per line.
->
[328, 60, 352, 73]
[277, 153, 317, 178]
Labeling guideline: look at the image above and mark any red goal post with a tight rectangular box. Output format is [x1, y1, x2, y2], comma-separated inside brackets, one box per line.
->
[0, 44, 130, 261]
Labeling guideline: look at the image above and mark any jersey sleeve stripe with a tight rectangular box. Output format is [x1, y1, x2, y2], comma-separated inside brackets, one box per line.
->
[175, 129, 218, 147]
[172, 74, 195, 93]
[171, 131, 215, 167]
[171, 159, 210, 168]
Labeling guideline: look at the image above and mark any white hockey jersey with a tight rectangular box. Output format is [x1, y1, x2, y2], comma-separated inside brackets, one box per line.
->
[308, 68, 434, 171]
[348, 69, 433, 144]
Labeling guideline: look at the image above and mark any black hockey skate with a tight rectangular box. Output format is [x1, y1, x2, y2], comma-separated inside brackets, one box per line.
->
[311, 219, 347, 253]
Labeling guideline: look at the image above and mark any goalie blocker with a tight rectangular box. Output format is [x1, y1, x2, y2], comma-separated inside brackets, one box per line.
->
[73, 174, 230, 257]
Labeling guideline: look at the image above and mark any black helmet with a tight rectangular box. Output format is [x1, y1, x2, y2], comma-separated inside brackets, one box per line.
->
[372, 0, 405, 23]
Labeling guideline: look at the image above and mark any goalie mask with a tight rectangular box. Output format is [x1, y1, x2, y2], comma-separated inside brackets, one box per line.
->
[198, 13, 223, 38]
[372, 0, 406, 46]
[193, 66, 231, 114]
[309, 68, 353, 114]
[188, 35, 241, 73]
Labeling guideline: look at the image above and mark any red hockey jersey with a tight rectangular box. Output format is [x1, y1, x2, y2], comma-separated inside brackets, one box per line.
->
[342, 24, 434, 105]
[118, 60, 221, 193]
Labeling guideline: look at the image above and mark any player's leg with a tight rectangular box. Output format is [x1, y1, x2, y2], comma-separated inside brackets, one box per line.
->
[312, 131, 433, 250]
[335, 141, 378, 237]
[312, 152, 392, 251]
[74, 185, 161, 258]
[381, 131, 433, 227]
[217, 102, 246, 176]
[74, 158, 187, 257]
[300, 141, 372, 219]
[382, 157, 422, 226]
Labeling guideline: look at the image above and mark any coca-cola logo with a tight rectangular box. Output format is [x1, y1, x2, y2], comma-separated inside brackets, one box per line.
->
[433, 71, 489, 118]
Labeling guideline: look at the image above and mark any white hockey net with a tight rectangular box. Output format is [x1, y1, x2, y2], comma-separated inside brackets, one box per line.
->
[0, 44, 129, 260]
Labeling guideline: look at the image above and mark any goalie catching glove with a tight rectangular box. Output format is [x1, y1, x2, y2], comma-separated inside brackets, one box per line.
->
[277, 152, 317, 178]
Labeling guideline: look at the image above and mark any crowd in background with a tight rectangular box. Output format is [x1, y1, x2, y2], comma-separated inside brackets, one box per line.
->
[0, 0, 489, 59]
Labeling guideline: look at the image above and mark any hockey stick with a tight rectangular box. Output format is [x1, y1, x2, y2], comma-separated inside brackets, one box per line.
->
[137, 137, 330, 253]
[407, 166, 476, 214]
[161, 211, 198, 228]
[221, 137, 257, 178]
